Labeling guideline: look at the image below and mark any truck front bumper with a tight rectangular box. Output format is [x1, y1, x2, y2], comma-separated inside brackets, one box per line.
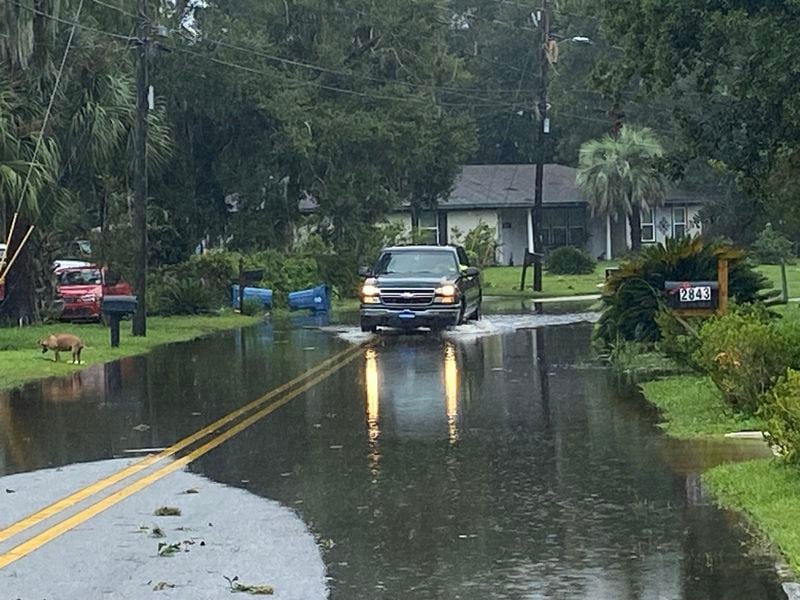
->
[360, 306, 460, 330]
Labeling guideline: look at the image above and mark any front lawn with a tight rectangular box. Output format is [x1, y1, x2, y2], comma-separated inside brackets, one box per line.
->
[482, 261, 614, 298]
[705, 459, 800, 574]
[756, 263, 800, 298]
[0, 313, 258, 392]
[641, 375, 766, 439]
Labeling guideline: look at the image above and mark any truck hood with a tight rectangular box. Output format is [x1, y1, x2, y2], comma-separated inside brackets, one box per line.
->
[370, 274, 455, 288]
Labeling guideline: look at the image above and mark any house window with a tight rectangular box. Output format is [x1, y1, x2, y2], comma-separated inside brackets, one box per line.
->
[541, 205, 587, 250]
[551, 227, 568, 247]
[673, 207, 687, 239]
[417, 211, 439, 244]
[641, 209, 656, 243]
[569, 226, 585, 246]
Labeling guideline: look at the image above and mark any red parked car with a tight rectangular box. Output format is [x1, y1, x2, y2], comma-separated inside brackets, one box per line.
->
[56, 265, 133, 322]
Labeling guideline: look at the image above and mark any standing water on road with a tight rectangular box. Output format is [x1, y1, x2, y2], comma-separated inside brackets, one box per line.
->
[0, 315, 787, 599]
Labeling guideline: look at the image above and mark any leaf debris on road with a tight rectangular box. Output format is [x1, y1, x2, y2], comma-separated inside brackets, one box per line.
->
[153, 581, 175, 591]
[150, 526, 166, 538]
[154, 506, 182, 516]
[157, 542, 182, 557]
[224, 575, 274, 595]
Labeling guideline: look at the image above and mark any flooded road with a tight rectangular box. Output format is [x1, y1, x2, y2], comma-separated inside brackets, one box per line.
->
[0, 311, 787, 599]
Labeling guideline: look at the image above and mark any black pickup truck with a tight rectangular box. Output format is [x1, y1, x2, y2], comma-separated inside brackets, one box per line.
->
[358, 245, 482, 333]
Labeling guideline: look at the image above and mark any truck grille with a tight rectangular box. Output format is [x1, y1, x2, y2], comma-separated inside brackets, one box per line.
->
[380, 289, 435, 307]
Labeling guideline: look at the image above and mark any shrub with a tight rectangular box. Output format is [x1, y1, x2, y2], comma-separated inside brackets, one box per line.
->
[694, 310, 792, 414]
[655, 310, 703, 371]
[151, 277, 214, 316]
[450, 222, 498, 268]
[188, 252, 239, 305]
[595, 237, 774, 348]
[241, 297, 268, 316]
[761, 369, 800, 464]
[464, 222, 498, 267]
[751, 223, 795, 264]
[545, 246, 596, 275]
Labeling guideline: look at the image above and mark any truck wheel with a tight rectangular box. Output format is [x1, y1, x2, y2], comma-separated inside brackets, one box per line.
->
[468, 298, 482, 321]
[361, 321, 377, 333]
[458, 299, 467, 325]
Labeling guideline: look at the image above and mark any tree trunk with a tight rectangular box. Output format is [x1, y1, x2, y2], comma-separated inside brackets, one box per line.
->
[628, 209, 642, 253]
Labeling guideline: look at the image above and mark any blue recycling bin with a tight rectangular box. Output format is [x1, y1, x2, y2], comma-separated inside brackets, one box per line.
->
[232, 285, 274, 310]
[288, 284, 331, 313]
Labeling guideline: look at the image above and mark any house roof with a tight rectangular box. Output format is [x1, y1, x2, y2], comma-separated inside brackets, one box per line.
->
[441, 164, 577, 209]
[437, 164, 709, 211]
[298, 164, 712, 213]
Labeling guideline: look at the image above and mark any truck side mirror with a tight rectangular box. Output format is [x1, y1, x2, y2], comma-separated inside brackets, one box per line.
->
[358, 266, 372, 277]
[465, 267, 480, 277]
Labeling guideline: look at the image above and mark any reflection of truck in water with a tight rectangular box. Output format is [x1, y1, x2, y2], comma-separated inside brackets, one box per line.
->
[56, 266, 133, 322]
[364, 341, 462, 441]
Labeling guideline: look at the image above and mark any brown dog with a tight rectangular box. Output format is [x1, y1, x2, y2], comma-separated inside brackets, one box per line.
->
[39, 334, 85, 364]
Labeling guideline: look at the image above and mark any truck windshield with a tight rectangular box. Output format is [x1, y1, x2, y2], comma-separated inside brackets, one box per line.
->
[57, 269, 102, 286]
[375, 251, 458, 275]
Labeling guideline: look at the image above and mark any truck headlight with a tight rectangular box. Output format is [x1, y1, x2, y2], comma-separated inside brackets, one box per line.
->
[361, 284, 381, 304]
[434, 284, 457, 304]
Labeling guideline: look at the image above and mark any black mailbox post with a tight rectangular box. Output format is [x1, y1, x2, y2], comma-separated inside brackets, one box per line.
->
[102, 295, 138, 348]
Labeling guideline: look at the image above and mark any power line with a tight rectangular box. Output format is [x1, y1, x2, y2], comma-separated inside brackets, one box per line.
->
[16, 1, 682, 136]
[88, 0, 545, 101]
[172, 46, 514, 108]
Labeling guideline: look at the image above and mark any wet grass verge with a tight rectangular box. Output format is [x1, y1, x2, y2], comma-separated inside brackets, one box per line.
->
[640, 374, 800, 575]
[704, 459, 800, 574]
[0, 313, 258, 392]
[641, 375, 766, 439]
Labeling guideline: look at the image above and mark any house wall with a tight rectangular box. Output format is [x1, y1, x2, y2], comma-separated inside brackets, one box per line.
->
[586, 216, 607, 260]
[447, 210, 500, 243]
[385, 213, 412, 237]
[643, 205, 703, 247]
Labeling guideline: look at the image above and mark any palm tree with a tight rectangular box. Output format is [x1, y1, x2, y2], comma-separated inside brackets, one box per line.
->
[577, 126, 666, 253]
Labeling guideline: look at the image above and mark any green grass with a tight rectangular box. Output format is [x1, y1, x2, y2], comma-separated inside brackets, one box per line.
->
[606, 341, 684, 377]
[641, 375, 766, 439]
[756, 263, 800, 298]
[0, 313, 258, 392]
[705, 459, 800, 574]
[482, 261, 614, 298]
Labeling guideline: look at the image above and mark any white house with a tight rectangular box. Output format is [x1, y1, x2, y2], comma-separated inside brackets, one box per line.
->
[388, 164, 706, 265]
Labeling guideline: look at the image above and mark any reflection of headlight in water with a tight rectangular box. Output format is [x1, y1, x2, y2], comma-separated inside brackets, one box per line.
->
[444, 343, 459, 443]
[365, 349, 380, 445]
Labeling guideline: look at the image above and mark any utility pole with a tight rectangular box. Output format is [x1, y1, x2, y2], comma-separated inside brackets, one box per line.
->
[532, 0, 551, 292]
[132, 0, 149, 336]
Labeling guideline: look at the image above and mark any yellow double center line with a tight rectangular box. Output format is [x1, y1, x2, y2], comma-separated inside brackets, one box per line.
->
[0, 344, 363, 570]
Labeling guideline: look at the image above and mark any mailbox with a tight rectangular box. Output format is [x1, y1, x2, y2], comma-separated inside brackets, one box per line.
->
[102, 295, 138, 316]
[102, 295, 138, 348]
[664, 281, 719, 311]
